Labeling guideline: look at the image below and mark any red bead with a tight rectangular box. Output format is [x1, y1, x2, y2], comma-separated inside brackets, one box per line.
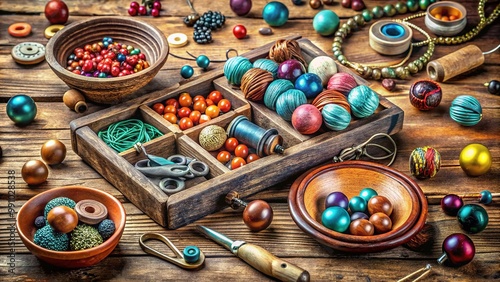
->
[243, 200, 273, 231]
[130, 1, 140, 10]
[151, 8, 160, 17]
[440, 233, 475, 266]
[233, 24, 247, 39]
[138, 5, 147, 15]
[128, 7, 138, 16]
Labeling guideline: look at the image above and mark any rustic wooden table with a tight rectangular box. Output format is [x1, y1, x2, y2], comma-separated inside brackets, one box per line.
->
[1, 1, 499, 281]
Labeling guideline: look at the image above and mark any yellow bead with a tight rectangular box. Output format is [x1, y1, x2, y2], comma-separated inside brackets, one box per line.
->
[459, 144, 492, 176]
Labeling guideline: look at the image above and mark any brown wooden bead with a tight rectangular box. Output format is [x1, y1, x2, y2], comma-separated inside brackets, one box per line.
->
[367, 195, 393, 216]
[47, 205, 78, 233]
[21, 160, 48, 185]
[63, 89, 88, 113]
[369, 212, 392, 234]
[243, 200, 273, 232]
[309, 0, 322, 9]
[41, 139, 67, 165]
[75, 199, 108, 225]
[349, 219, 374, 236]
[322, 0, 334, 5]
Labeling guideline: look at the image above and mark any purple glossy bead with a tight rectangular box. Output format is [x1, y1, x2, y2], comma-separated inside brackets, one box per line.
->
[230, 0, 252, 16]
[350, 211, 369, 221]
[93, 70, 100, 77]
[325, 192, 349, 210]
[277, 59, 305, 82]
[441, 194, 463, 216]
[439, 233, 475, 266]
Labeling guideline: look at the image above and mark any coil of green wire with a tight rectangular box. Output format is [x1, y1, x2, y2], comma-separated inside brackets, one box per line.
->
[98, 119, 163, 153]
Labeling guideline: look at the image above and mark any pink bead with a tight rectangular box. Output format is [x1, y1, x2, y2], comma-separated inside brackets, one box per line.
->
[327, 72, 358, 96]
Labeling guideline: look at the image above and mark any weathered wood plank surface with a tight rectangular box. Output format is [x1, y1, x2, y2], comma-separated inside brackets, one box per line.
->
[0, 0, 499, 281]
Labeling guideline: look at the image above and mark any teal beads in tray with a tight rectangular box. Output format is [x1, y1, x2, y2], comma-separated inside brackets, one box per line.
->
[253, 58, 279, 79]
[322, 104, 351, 131]
[348, 85, 380, 118]
[450, 95, 483, 126]
[264, 79, 294, 110]
[276, 89, 307, 121]
[224, 56, 253, 85]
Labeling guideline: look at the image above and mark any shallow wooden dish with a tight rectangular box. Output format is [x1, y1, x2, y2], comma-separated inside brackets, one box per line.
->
[17, 186, 126, 268]
[288, 161, 427, 253]
[45, 16, 168, 104]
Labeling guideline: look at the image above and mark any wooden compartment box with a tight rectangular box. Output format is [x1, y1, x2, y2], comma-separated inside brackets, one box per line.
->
[70, 38, 404, 229]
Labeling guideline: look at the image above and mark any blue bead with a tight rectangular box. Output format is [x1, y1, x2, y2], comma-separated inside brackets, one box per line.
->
[262, 1, 289, 27]
[6, 94, 37, 125]
[196, 55, 210, 69]
[294, 73, 323, 99]
[180, 65, 194, 79]
[457, 204, 488, 234]
[313, 10, 340, 36]
[359, 188, 378, 202]
[183, 245, 201, 263]
[449, 95, 482, 126]
[479, 190, 492, 204]
[117, 53, 126, 62]
[322, 104, 351, 131]
[348, 85, 380, 118]
[98, 72, 107, 78]
[321, 206, 351, 233]
[349, 196, 367, 213]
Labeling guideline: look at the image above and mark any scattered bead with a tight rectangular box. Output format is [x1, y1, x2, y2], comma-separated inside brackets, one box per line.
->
[259, 27, 273, 35]
[457, 204, 489, 234]
[233, 24, 247, 39]
[243, 200, 274, 231]
[441, 194, 463, 216]
[230, 0, 252, 16]
[262, 1, 289, 27]
[309, 0, 322, 9]
[196, 55, 210, 70]
[409, 80, 442, 110]
[8, 22, 32, 37]
[180, 65, 194, 79]
[167, 33, 188, 48]
[382, 78, 396, 91]
[485, 80, 500, 95]
[313, 10, 340, 36]
[409, 146, 441, 179]
[183, 246, 201, 263]
[6, 94, 37, 125]
[63, 89, 87, 113]
[459, 143, 491, 176]
[351, 0, 365, 11]
[192, 11, 226, 44]
[438, 233, 475, 266]
[22, 160, 48, 186]
[11, 42, 46, 65]
[449, 95, 482, 126]
[44, 24, 64, 39]
[41, 139, 66, 165]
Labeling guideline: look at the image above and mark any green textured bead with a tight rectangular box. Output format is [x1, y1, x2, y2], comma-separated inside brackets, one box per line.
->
[337, 55, 346, 62]
[362, 10, 373, 22]
[383, 4, 397, 17]
[406, 0, 419, 12]
[332, 46, 341, 53]
[407, 62, 419, 74]
[353, 15, 365, 26]
[372, 6, 384, 19]
[130, 49, 140, 55]
[419, 56, 428, 64]
[347, 18, 358, 29]
[334, 37, 343, 44]
[395, 2, 408, 14]
[333, 50, 343, 57]
[414, 60, 423, 70]
[372, 68, 382, 80]
[395, 67, 409, 79]
[381, 67, 396, 78]
[419, 0, 431, 10]
[341, 23, 351, 33]
[449, 95, 483, 126]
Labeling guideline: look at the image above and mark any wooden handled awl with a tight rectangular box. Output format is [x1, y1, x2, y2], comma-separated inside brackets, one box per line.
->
[196, 225, 310, 282]
[427, 45, 485, 82]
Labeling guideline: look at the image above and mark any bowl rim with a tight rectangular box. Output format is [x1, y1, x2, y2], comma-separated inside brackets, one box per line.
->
[288, 161, 428, 252]
[426, 1, 467, 23]
[16, 186, 126, 260]
[293, 161, 422, 243]
[45, 16, 168, 83]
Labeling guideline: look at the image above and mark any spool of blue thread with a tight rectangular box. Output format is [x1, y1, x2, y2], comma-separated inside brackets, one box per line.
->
[224, 56, 253, 85]
[348, 85, 380, 118]
[322, 104, 351, 131]
[253, 58, 279, 78]
[275, 89, 307, 121]
[264, 79, 294, 110]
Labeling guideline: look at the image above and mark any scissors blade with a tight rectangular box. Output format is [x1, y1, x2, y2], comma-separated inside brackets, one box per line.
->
[196, 225, 235, 252]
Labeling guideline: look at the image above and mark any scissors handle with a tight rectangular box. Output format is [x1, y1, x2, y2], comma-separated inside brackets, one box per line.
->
[139, 233, 205, 270]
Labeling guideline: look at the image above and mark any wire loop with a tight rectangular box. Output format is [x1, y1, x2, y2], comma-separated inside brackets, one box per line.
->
[333, 133, 397, 166]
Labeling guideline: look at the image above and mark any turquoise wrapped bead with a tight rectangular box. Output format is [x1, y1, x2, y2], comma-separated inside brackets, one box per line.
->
[253, 58, 279, 78]
[224, 56, 253, 85]
[449, 95, 483, 126]
[275, 89, 307, 121]
[322, 104, 351, 131]
[264, 79, 295, 110]
[348, 85, 380, 118]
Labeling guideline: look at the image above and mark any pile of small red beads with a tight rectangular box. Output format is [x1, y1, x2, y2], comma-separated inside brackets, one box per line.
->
[217, 137, 260, 170]
[128, 1, 161, 17]
[151, 90, 232, 130]
[66, 37, 149, 78]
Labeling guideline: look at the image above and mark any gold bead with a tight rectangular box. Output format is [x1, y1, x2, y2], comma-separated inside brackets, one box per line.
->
[407, 62, 418, 74]
[381, 67, 396, 78]
[414, 60, 423, 70]
[353, 15, 365, 26]
[334, 37, 343, 44]
[362, 66, 373, 78]
[342, 24, 351, 34]
[419, 56, 428, 64]
[347, 18, 358, 29]
[437, 37, 445, 44]
[445, 37, 452, 45]
[335, 31, 346, 38]
[396, 67, 409, 79]
[372, 68, 382, 80]
[332, 42, 342, 49]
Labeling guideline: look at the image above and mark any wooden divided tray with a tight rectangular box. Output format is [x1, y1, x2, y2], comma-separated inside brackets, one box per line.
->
[70, 38, 404, 229]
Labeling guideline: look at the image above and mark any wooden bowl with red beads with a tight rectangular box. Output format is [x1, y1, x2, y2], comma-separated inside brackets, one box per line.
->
[288, 161, 427, 253]
[16, 186, 126, 268]
[45, 16, 169, 104]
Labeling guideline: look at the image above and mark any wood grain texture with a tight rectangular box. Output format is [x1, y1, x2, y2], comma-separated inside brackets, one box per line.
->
[1, 0, 499, 281]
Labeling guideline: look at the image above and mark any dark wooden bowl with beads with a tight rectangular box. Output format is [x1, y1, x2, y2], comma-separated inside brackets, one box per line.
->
[45, 16, 169, 104]
[16, 186, 126, 268]
[288, 161, 427, 253]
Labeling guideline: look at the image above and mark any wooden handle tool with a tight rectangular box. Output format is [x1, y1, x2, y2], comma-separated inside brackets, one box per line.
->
[196, 225, 310, 282]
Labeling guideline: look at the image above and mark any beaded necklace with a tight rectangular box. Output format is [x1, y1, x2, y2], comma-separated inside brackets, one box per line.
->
[332, 0, 500, 80]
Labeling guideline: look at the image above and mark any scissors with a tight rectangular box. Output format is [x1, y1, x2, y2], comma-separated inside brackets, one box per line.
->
[134, 143, 209, 195]
[139, 233, 205, 270]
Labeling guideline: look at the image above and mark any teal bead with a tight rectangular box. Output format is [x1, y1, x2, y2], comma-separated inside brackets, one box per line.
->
[98, 72, 107, 78]
[383, 4, 397, 17]
[275, 89, 307, 121]
[395, 2, 408, 14]
[196, 55, 210, 70]
[362, 9, 373, 22]
[264, 79, 294, 110]
[130, 49, 140, 55]
[419, 0, 431, 10]
[6, 94, 37, 125]
[449, 95, 483, 126]
[372, 6, 384, 19]
[262, 1, 289, 27]
[322, 104, 351, 131]
[457, 204, 489, 234]
[313, 10, 340, 36]
[321, 206, 351, 233]
[349, 196, 367, 213]
[359, 188, 378, 202]
[253, 58, 279, 78]
[406, 0, 419, 12]
[348, 85, 380, 118]
[224, 56, 253, 85]
[479, 190, 493, 204]
[183, 246, 201, 263]
[180, 65, 194, 79]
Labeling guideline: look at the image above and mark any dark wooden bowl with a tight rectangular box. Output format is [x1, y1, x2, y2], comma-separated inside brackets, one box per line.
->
[17, 186, 126, 268]
[45, 16, 168, 104]
[288, 161, 427, 253]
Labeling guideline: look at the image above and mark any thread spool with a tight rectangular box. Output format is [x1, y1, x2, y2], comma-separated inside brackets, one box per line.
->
[369, 20, 413, 55]
[227, 116, 284, 156]
[63, 89, 88, 113]
[427, 45, 484, 82]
